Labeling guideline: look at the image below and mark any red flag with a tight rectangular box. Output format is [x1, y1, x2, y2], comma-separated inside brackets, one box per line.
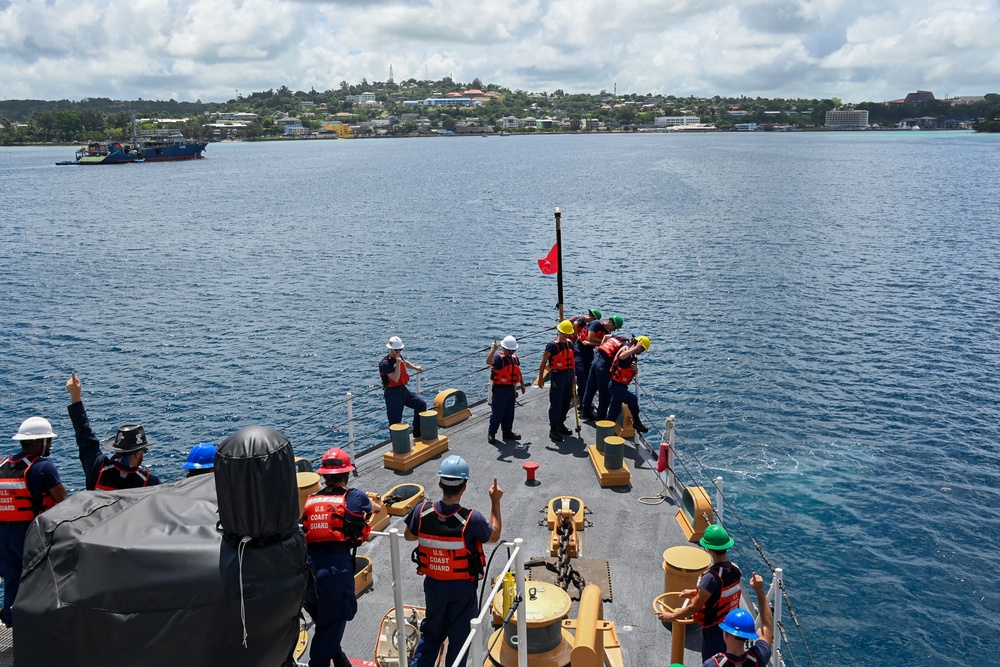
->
[537, 243, 559, 274]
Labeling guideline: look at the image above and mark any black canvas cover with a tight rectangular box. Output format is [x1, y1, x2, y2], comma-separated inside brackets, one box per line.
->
[216, 425, 300, 542]
[14, 471, 308, 666]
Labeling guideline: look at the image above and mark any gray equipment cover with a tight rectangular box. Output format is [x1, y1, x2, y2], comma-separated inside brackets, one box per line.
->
[14, 472, 307, 666]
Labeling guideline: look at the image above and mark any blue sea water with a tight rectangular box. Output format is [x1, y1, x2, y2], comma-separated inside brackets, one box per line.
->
[2, 131, 999, 665]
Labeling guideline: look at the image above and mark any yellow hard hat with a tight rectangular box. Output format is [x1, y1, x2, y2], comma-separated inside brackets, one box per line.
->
[557, 319, 575, 335]
[636, 335, 650, 351]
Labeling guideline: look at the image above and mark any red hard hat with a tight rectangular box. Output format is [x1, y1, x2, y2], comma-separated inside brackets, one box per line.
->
[316, 447, 355, 474]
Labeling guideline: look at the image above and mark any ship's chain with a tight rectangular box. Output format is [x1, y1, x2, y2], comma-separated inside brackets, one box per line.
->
[555, 516, 586, 593]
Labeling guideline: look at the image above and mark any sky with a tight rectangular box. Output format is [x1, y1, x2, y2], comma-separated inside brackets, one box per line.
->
[1, 0, 998, 104]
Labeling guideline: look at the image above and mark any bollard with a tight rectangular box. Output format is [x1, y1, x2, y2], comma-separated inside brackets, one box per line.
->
[418, 410, 439, 441]
[389, 423, 411, 454]
[523, 461, 539, 483]
[603, 436, 625, 470]
[594, 420, 616, 454]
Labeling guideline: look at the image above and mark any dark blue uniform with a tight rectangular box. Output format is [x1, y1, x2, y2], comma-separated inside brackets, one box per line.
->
[0, 453, 61, 627]
[303, 487, 372, 667]
[68, 401, 161, 490]
[379, 356, 427, 438]
[406, 501, 492, 667]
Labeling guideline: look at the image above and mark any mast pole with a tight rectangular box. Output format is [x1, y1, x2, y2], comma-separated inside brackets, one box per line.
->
[555, 207, 564, 321]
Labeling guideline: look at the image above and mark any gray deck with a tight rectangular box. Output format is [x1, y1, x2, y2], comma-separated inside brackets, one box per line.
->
[338, 385, 707, 666]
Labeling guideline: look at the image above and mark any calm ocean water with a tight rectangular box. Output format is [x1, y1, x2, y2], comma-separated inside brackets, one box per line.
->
[2, 132, 999, 665]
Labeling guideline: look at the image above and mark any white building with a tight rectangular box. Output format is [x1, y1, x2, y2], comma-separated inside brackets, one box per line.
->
[655, 116, 701, 127]
[825, 109, 869, 129]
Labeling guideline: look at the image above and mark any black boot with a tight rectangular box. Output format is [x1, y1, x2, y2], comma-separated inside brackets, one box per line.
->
[502, 432, 521, 440]
[633, 417, 649, 434]
[558, 424, 572, 435]
[549, 429, 563, 442]
[488, 433, 498, 444]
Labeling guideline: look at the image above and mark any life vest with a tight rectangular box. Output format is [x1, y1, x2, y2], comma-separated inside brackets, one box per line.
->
[570, 315, 590, 343]
[597, 334, 628, 359]
[303, 488, 370, 547]
[694, 562, 743, 627]
[491, 355, 522, 385]
[95, 462, 154, 491]
[610, 353, 637, 385]
[547, 340, 575, 371]
[381, 355, 410, 388]
[707, 650, 762, 667]
[413, 501, 486, 581]
[0, 455, 56, 521]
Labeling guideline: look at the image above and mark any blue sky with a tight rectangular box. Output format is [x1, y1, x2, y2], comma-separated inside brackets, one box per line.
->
[1, 0, 997, 103]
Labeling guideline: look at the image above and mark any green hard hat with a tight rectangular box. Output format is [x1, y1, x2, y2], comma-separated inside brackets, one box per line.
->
[610, 315, 624, 330]
[699, 524, 735, 551]
[588, 308, 602, 320]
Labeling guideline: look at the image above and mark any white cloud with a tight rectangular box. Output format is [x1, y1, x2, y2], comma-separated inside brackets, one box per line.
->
[1, 0, 998, 102]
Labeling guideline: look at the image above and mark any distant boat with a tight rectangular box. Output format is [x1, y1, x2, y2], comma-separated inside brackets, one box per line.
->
[55, 141, 141, 165]
[56, 120, 206, 165]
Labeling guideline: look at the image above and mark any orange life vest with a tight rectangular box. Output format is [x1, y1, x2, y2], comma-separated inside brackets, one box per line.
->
[491, 355, 522, 385]
[303, 488, 370, 546]
[413, 501, 486, 581]
[570, 315, 591, 343]
[707, 651, 762, 667]
[611, 351, 637, 385]
[381, 355, 410, 388]
[547, 340, 575, 371]
[0, 455, 56, 521]
[694, 562, 743, 627]
[95, 462, 153, 491]
[597, 334, 628, 359]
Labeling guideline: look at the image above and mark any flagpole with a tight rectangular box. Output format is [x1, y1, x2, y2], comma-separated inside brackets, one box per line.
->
[555, 207, 564, 321]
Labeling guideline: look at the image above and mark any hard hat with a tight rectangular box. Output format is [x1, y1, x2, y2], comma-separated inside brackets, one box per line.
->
[719, 608, 759, 640]
[438, 455, 470, 485]
[557, 319, 575, 335]
[316, 447, 356, 474]
[588, 308, 602, 320]
[699, 524, 735, 551]
[636, 335, 650, 352]
[386, 336, 405, 350]
[610, 315, 624, 330]
[12, 416, 57, 441]
[501, 335, 518, 351]
[182, 443, 216, 470]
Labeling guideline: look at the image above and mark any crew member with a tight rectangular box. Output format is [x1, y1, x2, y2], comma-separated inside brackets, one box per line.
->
[704, 573, 773, 667]
[405, 455, 502, 667]
[487, 335, 526, 444]
[582, 331, 629, 420]
[605, 335, 650, 433]
[380, 336, 427, 440]
[66, 372, 161, 490]
[570, 308, 601, 410]
[182, 442, 216, 477]
[580, 315, 623, 417]
[536, 319, 577, 442]
[302, 447, 379, 667]
[657, 524, 743, 660]
[0, 417, 67, 627]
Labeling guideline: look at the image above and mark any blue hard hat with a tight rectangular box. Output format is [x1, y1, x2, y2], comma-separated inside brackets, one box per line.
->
[719, 608, 759, 640]
[438, 455, 470, 485]
[182, 443, 216, 470]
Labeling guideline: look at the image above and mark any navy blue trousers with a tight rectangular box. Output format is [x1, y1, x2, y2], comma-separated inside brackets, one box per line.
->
[547, 369, 574, 429]
[607, 380, 640, 424]
[488, 384, 516, 436]
[0, 522, 28, 628]
[583, 357, 612, 419]
[575, 345, 594, 405]
[384, 386, 427, 438]
[411, 577, 478, 667]
[303, 549, 357, 667]
[702, 624, 726, 661]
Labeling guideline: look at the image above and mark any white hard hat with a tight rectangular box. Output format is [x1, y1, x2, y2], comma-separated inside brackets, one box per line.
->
[12, 416, 57, 441]
[386, 336, 405, 350]
[501, 335, 518, 351]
